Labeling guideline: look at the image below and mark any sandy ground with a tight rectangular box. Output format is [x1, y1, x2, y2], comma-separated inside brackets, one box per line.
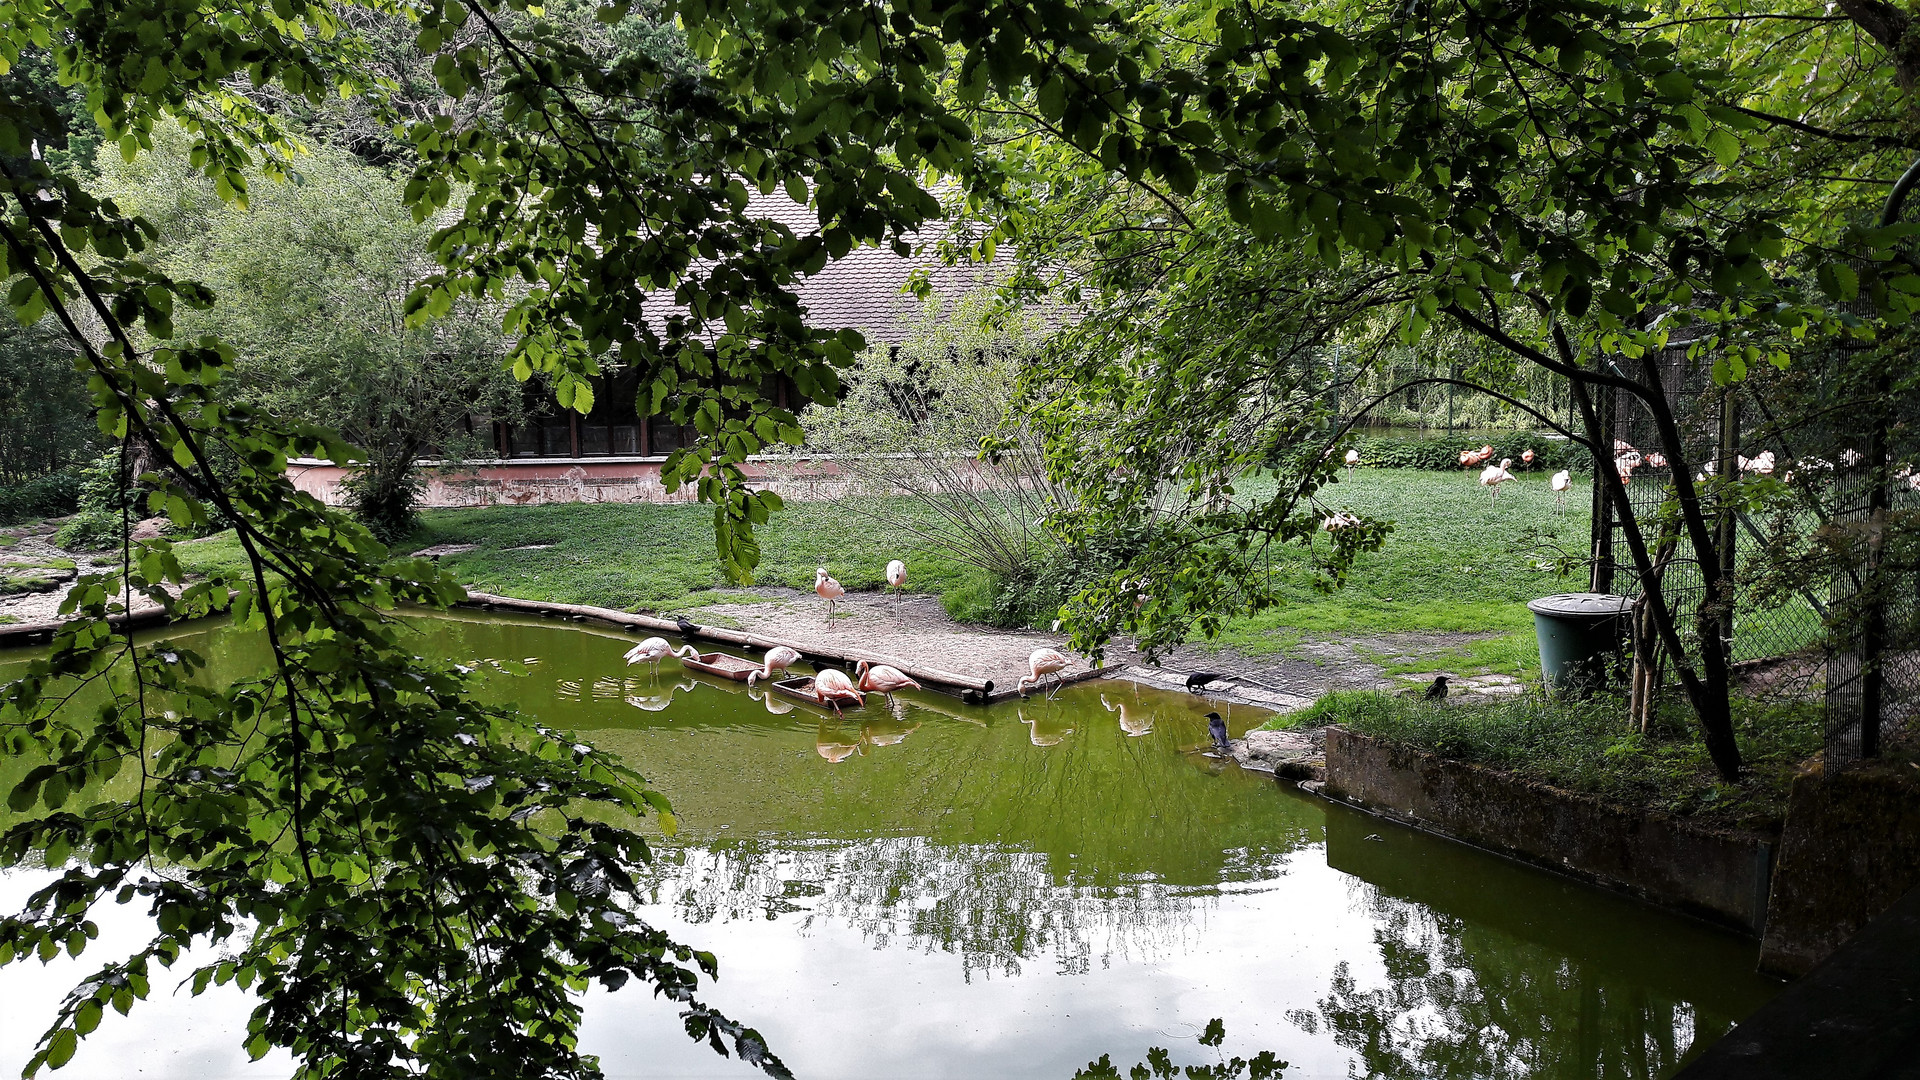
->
[678, 586, 1526, 714]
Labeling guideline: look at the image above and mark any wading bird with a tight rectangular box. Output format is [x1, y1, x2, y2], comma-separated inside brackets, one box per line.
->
[1479, 458, 1515, 503]
[1550, 469, 1572, 510]
[746, 645, 801, 686]
[1521, 448, 1535, 466]
[885, 558, 907, 621]
[815, 567, 846, 627]
[855, 660, 922, 704]
[810, 668, 866, 716]
[1344, 448, 1359, 480]
[623, 637, 697, 677]
[1017, 647, 1071, 699]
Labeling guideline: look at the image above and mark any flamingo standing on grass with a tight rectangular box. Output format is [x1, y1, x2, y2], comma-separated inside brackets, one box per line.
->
[1521, 448, 1535, 467]
[746, 645, 801, 686]
[815, 567, 846, 627]
[1550, 469, 1571, 511]
[855, 660, 922, 704]
[623, 637, 698, 677]
[1478, 458, 1515, 503]
[1017, 647, 1071, 699]
[1344, 448, 1359, 480]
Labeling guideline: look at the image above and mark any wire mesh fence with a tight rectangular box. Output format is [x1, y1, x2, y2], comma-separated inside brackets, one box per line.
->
[1596, 336, 1919, 762]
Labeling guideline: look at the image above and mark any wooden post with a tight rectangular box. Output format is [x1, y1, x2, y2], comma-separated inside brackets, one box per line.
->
[1591, 380, 1616, 595]
[1716, 389, 1739, 667]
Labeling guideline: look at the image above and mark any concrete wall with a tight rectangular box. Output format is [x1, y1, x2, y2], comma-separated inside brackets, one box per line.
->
[288, 457, 878, 509]
[1758, 761, 1920, 977]
[1323, 728, 1776, 935]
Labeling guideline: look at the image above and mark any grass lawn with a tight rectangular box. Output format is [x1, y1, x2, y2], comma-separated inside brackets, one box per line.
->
[175, 467, 1592, 664]
[1276, 689, 1824, 830]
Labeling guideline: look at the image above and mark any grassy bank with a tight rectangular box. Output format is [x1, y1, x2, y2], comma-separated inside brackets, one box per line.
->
[1279, 689, 1823, 829]
[174, 468, 1590, 660]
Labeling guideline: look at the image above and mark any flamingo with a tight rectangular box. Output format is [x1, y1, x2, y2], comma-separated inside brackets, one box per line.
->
[1615, 455, 1636, 485]
[884, 558, 907, 621]
[814, 567, 846, 627]
[1550, 469, 1571, 510]
[1017, 647, 1071, 699]
[623, 637, 698, 677]
[1462, 445, 1494, 470]
[1478, 458, 1515, 503]
[809, 668, 865, 716]
[746, 645, 801, 686]
[1521, 448, 1535, 467]
[1740, 450, 1776, 476]
[1344, 448, 1359, 480]
[1645, 452, 1668, 469]
[855, 660, 922, 704]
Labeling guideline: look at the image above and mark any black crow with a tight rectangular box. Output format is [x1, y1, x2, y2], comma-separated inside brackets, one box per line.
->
[1424, 675, 1450, 702]
[675, 615, 699, 637]
[1206, 711, 1231, 755]
[1186, 672, 1228, 693]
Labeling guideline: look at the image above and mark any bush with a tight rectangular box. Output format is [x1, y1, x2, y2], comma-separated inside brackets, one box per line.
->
[0, 470, 82, 525]
[1347, 432, 1584, 473]
[52, 450, 153, 550]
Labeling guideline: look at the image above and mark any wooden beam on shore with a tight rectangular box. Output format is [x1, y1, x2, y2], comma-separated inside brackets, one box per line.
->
[458, 590, 1119, 704]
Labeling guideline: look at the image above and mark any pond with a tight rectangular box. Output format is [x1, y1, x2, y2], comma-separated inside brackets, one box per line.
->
[0, 611, 1780, 1078]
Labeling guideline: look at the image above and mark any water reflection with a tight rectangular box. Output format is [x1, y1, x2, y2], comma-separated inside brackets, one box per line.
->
[0, 612, 1781, 1080]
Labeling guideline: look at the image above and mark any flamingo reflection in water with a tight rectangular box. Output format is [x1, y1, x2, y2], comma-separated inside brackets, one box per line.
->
[1101, 691, 1153, 737]
[624, 678, 699, 712]
[862, 706, 920, 748]
[1020, 703, 1075, 747]
[748, 683, 796, 716]
[815, 718, 865, 762]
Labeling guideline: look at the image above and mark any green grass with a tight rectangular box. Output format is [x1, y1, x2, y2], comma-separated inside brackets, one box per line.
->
[174, 469, 1589, 657]
[1276, 689, 1823, 830]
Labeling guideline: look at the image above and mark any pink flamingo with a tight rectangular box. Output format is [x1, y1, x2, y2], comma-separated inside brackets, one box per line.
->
[885, 559, 907, 621]
[856, 660, 922, 703]
[1478, 458, 1515, 503]
[1017, 647, 1071, 699]
[623, 637, 698, 677]
[1550, 469, 1571, 510]
[746, 645, 801, 686]
[809, 668, 866, 716]
[815, 567, 846, 627]
[1521, 448, 1535, 467]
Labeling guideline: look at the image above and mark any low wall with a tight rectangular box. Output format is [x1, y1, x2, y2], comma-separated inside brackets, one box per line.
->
[1757, 761, 1920, 977]
[1323, 728, 1775, 935]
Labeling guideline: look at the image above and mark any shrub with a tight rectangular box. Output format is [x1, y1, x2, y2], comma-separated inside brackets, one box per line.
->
[0, 470, 82, 525]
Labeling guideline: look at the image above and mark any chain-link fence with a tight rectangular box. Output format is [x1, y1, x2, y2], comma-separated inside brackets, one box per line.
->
[1594, 335, 1919, 761]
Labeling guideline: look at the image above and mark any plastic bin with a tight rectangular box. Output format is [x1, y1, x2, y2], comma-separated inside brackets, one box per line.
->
[1526, 593, 1634, 697]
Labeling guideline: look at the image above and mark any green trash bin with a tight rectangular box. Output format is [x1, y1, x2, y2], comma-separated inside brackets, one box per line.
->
[1527, 593, 1634, 697]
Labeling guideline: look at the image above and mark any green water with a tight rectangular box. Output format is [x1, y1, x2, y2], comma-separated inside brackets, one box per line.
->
[0, 611, 1780, 1079]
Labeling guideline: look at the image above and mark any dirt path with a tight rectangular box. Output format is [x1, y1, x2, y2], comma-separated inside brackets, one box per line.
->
[678, 587, 1528, 712]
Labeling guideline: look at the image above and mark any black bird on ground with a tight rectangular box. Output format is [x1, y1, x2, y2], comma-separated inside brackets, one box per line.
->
[1206, 711, 1231, 755]
[1187, 672, 1228, 693]
[1424, 675, 1450, 702]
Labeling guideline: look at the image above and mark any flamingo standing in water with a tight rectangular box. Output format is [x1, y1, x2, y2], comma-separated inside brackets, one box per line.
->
[815, 567, 846, 627]
[809, 668, 866, 716]
[623, 637, 697, 677]
[746, 645, 801, 687]
[856, 660, 922, 704]
[1017, 647, 1071, 699]
[1478, 458, 1515, 503]
[1550, 469, 1571, 511]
